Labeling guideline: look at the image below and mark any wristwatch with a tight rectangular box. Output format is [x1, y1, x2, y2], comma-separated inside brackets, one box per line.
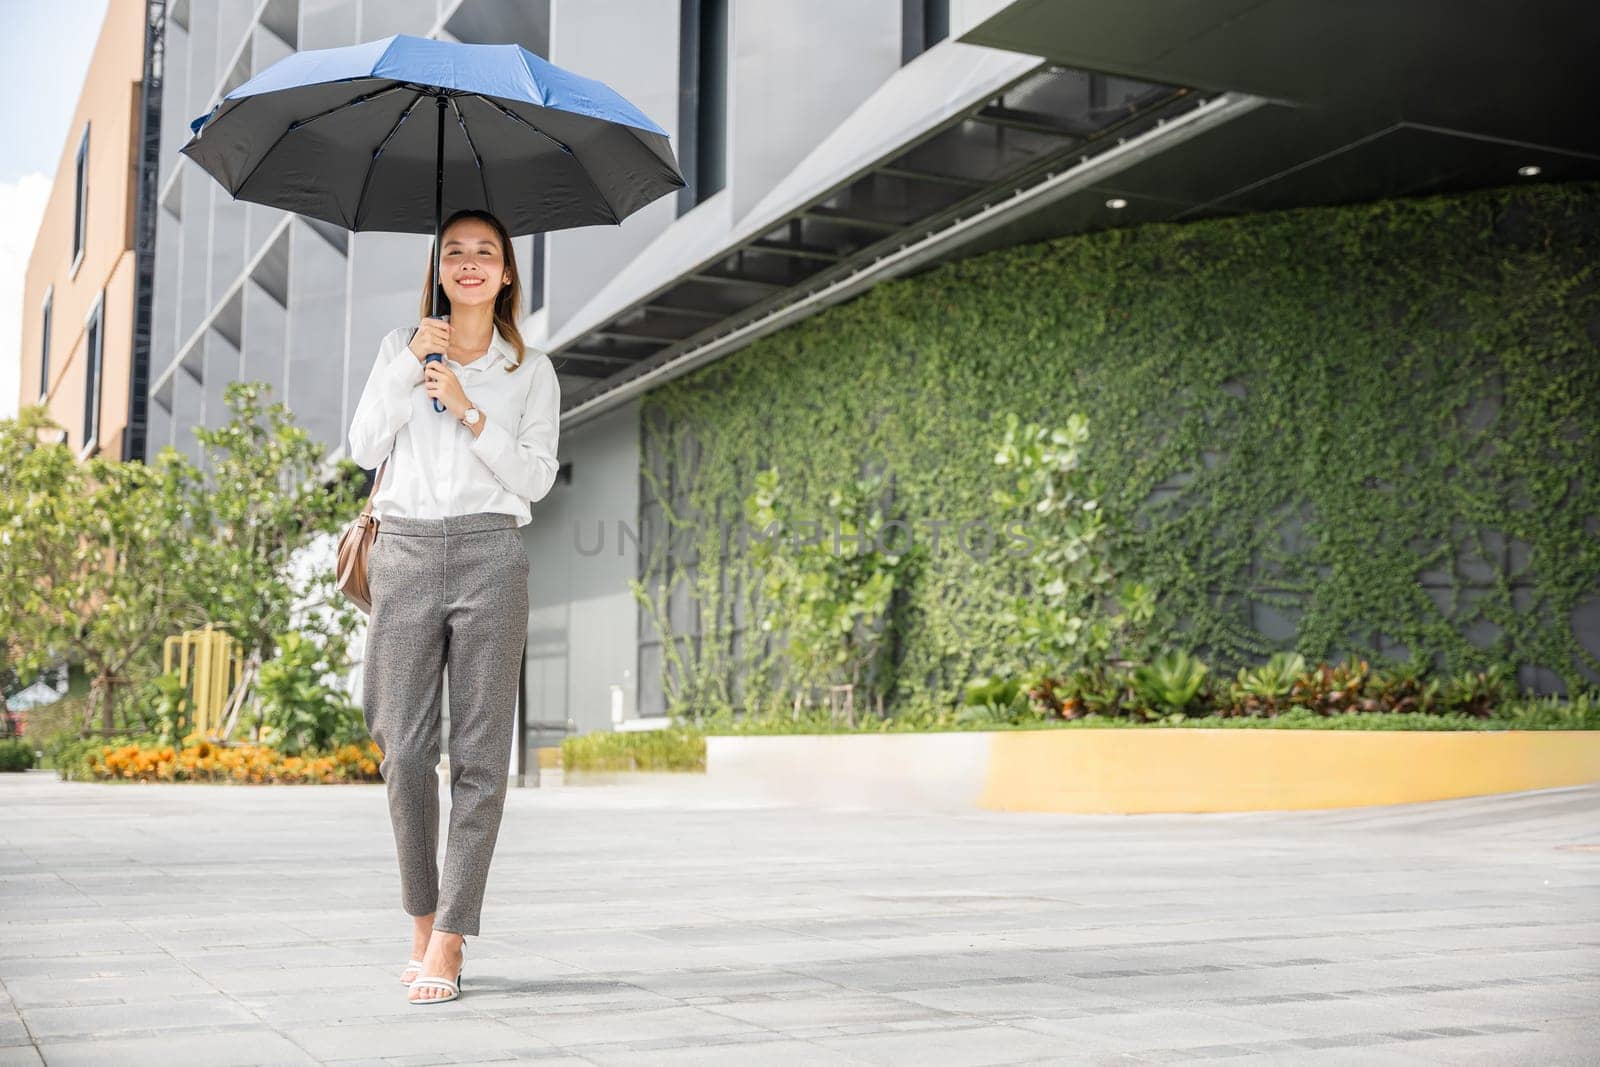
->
[460, 406, 482, 428]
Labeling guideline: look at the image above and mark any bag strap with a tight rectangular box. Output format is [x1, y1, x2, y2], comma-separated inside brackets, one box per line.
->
[362, 329, 414, 520]
[360, 457, 388, 518]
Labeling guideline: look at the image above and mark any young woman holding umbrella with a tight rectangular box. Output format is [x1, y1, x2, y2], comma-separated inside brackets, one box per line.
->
[181, 34, 685, 1006]
[347, 208, 559, 1005]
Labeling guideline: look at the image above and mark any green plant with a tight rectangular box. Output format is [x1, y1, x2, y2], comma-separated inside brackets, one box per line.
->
[1226, 651, 1309, 717]
[963, 675, 1021, 709]
[1019, 675, 1064, 717]
[1288, 659, 1374, 716]
[1056, 662, 1138, 719]
[1493, 692, 1600, 729]
[632, 183, 1600, 717]
[954, 687, 1047, 727]
[146, 670, 194, 744]
[0, 738, 36, 771]
[561, 728, 706, 772]
[1365, 656, 1443, 715]
[1440, 664, 1514, 718]
[992, 412, 1155, 676]
[1131, 651, 1211, 718]
[254, 632, 366, 757]
[742, 467, 921, 721]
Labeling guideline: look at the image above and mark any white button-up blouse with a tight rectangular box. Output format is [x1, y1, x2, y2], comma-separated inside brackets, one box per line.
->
[346, 321, 561, 528]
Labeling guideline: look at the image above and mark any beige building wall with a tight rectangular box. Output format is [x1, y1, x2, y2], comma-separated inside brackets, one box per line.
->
[18, 0, 146, 460]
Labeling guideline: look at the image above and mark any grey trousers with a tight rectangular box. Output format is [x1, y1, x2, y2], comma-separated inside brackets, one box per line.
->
[361, 510, 529, 937]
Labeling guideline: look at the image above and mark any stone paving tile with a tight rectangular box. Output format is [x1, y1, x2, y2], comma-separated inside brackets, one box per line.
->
[578, 1037, 869, 1065]
[3, 969, 220, 1008]
[1403, 1016, 1600, 1066]
[888, 979, 1144, 1019]
[1009, 1006, 1303, 1051]
[19, 997, 264, 1041]
[2, 772, 1597, 1063]
[501, 1003, 768, 1048]
[34, 1027, 319, 1066]
[1198, 1049, 1440, 1065]
[0, 951, 186, 981]
[291, 1018, 547, 1061]
[186, 963, 422, 997]
[0, 1014, 28, 1046]
[625, 967, 838, 998]
[698, 990, 955, 1029]
[813, 1022, 1088, 1065]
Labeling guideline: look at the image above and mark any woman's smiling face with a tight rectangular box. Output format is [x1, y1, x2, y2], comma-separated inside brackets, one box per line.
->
[440, 218, 506, 308]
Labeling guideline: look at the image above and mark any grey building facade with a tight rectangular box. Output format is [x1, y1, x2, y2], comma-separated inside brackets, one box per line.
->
[146, 0, 1600, 762]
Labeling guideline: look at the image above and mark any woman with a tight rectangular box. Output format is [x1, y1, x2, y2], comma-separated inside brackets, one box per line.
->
[347, 208, 560, 1005]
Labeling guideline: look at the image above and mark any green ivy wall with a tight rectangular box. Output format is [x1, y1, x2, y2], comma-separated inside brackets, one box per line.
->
[638, 182, 1600, 715]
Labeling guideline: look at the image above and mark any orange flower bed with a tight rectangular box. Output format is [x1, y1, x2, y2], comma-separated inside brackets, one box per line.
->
[84, 733, 383, 784]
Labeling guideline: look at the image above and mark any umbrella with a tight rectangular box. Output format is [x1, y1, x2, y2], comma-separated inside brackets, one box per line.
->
[181, 34, 683, 410]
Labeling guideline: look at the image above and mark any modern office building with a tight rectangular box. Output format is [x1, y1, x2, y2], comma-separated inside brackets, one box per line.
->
[25, 1, 1598, 768]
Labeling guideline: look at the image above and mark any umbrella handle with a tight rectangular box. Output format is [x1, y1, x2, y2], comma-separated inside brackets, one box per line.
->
[428, 96, 448, 415]
[424, 353, 446, 413]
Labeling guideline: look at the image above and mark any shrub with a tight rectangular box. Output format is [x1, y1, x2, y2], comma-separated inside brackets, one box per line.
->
[1130, 651, 1210, 718]
[255, 632, 368, 756]
[763, 652, 1600, 732]
[1224, 652, 1307, 717]
[0, 738, 37, 772]
[1493, 692, 1600, 730]
[561, 728, 705, 772]
[1440, 664, 1515, 718]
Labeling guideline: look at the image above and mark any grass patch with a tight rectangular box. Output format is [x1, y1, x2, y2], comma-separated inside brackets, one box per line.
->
[561, 727, 706, 773]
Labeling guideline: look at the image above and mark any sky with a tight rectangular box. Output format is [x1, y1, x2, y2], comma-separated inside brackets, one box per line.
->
[0, 0, 112, 420]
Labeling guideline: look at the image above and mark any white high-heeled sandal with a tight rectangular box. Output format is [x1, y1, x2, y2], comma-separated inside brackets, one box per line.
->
[400, 959, 424, 985]
[408, 939, 465, 1005]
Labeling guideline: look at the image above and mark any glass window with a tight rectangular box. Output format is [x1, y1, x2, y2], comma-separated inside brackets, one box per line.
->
[902, 0, 950, 64]
[83, 296, 103, 450]
[73, 124, 90, 268]
[39, 288, 52, 401]
[678, 0, 727, 214]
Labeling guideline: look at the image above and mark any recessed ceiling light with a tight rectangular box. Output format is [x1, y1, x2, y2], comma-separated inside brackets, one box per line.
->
[1518, 165, 1542, 177]
[1106, 197, 1128, 210]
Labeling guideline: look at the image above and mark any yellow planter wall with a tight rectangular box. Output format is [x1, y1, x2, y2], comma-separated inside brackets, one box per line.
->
[980, 730, 1600, 813]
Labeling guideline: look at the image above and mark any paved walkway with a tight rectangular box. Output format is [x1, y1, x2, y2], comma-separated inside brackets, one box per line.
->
[0, 770, 1596, 1066]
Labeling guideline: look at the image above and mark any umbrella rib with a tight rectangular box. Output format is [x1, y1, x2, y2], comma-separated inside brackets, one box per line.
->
[227, 83, 410, 199]
[470, 94, 622, 225]
[449, 96, 494, 219]
[351, 91, 427, 231]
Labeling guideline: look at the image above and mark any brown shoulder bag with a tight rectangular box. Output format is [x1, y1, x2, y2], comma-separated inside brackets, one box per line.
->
[335, 457, 388, 615]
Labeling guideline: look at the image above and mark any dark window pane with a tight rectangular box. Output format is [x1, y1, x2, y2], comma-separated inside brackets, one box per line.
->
[73, 125, 89, 263]
[40, 292, 51, 398]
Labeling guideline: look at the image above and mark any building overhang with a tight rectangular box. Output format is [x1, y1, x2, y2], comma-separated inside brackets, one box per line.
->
[544, 1, 1600, 428]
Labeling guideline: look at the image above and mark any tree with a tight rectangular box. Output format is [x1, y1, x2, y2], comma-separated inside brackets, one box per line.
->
[0, 405, 198, 734]
[0, 382, 368, 739]
[174, 382, 368, 739]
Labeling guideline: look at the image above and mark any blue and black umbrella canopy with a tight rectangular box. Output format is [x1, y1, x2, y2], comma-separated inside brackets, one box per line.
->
[180, 34, 684, 237]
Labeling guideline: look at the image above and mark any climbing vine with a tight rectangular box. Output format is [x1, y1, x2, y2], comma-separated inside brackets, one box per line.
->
[636, 182, 1600, 717]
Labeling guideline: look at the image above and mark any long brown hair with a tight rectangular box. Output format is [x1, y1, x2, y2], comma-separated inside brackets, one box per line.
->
[419, 208, 527, 371]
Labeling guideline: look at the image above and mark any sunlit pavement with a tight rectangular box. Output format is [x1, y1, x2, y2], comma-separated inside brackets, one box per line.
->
[1, 769, 1596, 1065]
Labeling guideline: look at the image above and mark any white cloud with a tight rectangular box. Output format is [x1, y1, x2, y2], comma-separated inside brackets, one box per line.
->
[0, 172, 53, 421]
